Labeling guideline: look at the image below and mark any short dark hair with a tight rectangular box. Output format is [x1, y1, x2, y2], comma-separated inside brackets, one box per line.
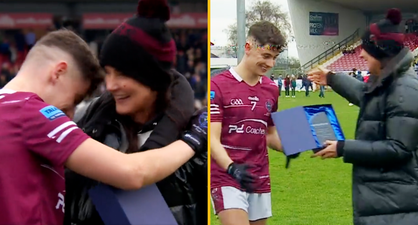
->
[35, 29, 104, 97]
[247, 21, 286, 51]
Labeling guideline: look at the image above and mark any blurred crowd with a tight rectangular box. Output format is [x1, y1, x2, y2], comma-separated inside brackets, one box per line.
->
[0, 29, 29, 88]
[342, 46, 356, 55]
[172, 29, 208, 109]
[0, 26, 207, 110]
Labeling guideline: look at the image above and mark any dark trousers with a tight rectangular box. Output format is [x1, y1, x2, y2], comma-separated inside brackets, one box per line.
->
[291, 87, 296, 96]
[319, 86, 325, 98]
[278, 85, 282, 96]
[305, 87, 309, 96]
[285, 87, 290, 96]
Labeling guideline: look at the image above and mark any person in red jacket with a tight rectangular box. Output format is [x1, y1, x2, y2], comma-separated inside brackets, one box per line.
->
[364, 72, 371, 82]
[284, 75, 290, 97]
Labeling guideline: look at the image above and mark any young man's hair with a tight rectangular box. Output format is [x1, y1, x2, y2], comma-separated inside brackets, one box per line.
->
[247, 21, 287, 51]
[34, 29, 104, 97]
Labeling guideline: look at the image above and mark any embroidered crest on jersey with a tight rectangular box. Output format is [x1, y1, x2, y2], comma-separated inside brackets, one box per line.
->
[210, 91, 215, 100]
[265, 99, 273, 112]
[39, 105, 65, 121]
[199, 111, 208, 129]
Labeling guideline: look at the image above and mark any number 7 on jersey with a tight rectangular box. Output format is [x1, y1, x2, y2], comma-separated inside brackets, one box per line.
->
[251, 101, 257, 110]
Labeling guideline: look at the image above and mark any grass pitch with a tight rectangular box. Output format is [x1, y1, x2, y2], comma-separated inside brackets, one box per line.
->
[210, 90, 359, 225]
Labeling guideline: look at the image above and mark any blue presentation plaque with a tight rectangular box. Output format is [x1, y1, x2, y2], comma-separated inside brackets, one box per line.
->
[89, 183, 178, 225]
[271, 104, 345, 156]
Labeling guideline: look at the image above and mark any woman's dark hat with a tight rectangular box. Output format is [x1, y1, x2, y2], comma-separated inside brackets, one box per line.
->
[361, 8, 405, 60]
[99, 0, 175, 92]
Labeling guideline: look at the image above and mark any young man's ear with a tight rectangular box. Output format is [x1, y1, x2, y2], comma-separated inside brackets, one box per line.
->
[50, 61, 68, 84]
[244, 42, 251, 54]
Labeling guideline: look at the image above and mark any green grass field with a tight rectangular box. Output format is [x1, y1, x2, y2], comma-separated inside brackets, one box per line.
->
[210, 90, 360, 225]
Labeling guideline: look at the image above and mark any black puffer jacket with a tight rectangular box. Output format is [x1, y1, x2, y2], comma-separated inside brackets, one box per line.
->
[328, 48, 418, 225]
[64, 71, 207, 225]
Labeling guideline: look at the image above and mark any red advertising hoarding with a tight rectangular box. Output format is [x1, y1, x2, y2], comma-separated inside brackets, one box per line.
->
[0, 13, 53, 29]
[82, 13, 207, 29]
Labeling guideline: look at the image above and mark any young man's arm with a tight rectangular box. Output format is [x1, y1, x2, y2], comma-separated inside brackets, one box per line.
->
[23, 98, 206, 190]
[266, 88, 282, 151]
[67, 108, 207, 190]
[210, 81, 233, 169]
[266, 126, 282, 151]
[210, 122, 233, 170]
[66, 138, 196, 190]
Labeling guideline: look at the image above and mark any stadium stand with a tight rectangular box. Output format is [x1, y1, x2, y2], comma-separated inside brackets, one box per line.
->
[327, 33, 418, 72]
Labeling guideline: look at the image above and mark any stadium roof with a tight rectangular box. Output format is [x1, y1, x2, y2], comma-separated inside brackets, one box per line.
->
[323, 0, 418, 12]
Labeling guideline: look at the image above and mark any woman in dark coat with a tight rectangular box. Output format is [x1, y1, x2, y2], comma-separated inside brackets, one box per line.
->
[309, 9, 418, 225]
[64, 1, 207, 224]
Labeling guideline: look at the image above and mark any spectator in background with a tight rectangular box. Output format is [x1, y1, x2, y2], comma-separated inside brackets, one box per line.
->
[319, 85, 325, 98]
[349, 68, 357, 76]
[343, 47, 355, 55]
[10, 63, 19, 79]
[173, 29, 207, 109]
[0, 63, 12, 82]
[356, 71, 364, 82]
[277, 75, 283, 96]
[175, 50, 188, 74]
[300, 75, 306, 90]
[284, 74, 290, 97]
[11, 31, 24, 65]
[301, 75, 310, 97]
[25, 29, 36, 50]
[291, 75, 297, 98]
[364, 71, 370, 83]
[0, 38, 11, 62]
[0, 73, 7, 88]
[196, 61, 207, 83]
[309, 77, 314, 91]
[88, 38, 99, 58]
[190, 73, 206, 109]
[14, 30, 26, 54]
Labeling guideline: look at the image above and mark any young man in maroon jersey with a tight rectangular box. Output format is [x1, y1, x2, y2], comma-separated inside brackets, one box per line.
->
[0, 29, 207, 225]
[210, 21, 285, 225]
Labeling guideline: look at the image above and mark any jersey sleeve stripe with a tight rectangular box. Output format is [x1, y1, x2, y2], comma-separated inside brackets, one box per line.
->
[47, 121, 77, 138]
[56, 126, 78, 143]
[210, 104, 220, 113]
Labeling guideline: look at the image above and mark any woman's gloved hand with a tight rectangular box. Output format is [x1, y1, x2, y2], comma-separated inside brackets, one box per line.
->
[181, 107, 207, 153]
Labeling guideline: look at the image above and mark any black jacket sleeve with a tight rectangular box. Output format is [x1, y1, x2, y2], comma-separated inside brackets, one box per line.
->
[342, 83, 418, 166]
[73, 98, 98, 124]
[140, 70, 195, 151]
[327, 72, 365, 106]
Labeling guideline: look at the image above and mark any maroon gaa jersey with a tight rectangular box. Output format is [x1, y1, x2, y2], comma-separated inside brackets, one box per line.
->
[210, 68, 279, 193]
[0, 89, 89, 225]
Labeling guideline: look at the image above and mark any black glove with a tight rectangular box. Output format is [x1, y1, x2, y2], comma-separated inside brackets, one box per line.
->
[285, 153, 300, 169]
[227, 163, 256, 192]
[181, 107, 207, 153]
